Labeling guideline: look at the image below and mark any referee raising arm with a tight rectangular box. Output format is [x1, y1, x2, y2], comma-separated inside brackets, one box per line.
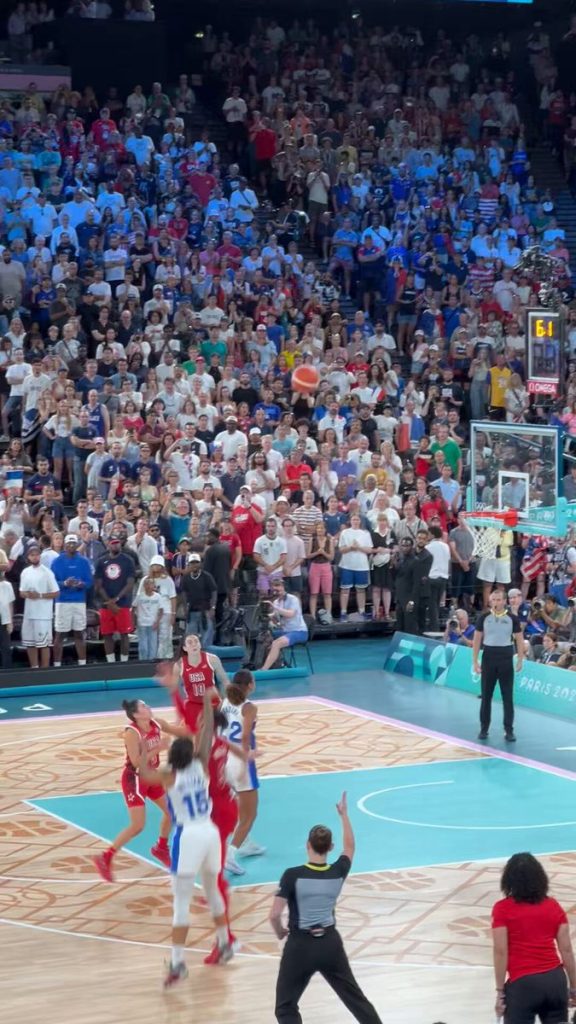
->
[269, 792, 383, 1024]
[473, 590, 524, 743]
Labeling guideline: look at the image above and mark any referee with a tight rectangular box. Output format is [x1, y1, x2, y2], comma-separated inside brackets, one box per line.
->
[269, 792, 382, 1024]
[473, 590, 524, 743]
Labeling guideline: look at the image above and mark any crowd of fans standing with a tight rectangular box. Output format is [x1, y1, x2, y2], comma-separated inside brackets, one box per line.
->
[0, 13, 574, 668]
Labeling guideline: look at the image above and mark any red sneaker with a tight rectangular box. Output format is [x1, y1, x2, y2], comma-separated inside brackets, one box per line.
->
[203, 941, 235, 966]
[203, 942, 221, 965]
[93, 852, 114, 883]
[151, 842, 171, 869]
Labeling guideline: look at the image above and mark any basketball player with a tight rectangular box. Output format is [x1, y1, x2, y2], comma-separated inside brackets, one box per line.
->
[138, 690, 235, 985]
[92, 699, 176, 882]
[221, 669, 265, 875]
[156, 661, 244, 960]
[178, 632, 229, 731]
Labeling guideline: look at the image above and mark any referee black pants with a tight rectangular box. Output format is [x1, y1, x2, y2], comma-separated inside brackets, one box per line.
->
[480, 652, 515, 734]
[275, 928, 382, 1024]
[504, 966, 568, 1024]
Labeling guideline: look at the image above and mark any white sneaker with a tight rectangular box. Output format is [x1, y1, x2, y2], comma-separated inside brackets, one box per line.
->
[225, 854, 246, 876]
[238, 839, 267, 857]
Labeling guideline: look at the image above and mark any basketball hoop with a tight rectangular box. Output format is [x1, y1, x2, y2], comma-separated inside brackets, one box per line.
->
[461, 510, 518, 560]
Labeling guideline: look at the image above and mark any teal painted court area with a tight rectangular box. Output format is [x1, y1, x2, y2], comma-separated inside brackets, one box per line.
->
[28, 757, 576, 886]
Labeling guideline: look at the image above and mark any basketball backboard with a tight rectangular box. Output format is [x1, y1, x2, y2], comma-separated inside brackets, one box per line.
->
[468, 422, 563, 537]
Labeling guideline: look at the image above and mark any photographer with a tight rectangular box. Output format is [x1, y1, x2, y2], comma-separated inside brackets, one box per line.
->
[444, 608, 475, 647]
[526, 593, 570, 658]
[260, 577, 308, 672]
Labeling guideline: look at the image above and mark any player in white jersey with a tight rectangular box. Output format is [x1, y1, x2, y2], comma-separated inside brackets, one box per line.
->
[220, 669, 266, 875]
[138, 689, 235, 986]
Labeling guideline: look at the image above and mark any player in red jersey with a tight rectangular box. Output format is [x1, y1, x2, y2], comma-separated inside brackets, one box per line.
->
[178, 633, 229, 731]
[157, 661, 249, 963]
[92, 698, 179, 883]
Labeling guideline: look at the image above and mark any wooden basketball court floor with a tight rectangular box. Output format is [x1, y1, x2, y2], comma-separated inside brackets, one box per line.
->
[2, 695, 576, 1023]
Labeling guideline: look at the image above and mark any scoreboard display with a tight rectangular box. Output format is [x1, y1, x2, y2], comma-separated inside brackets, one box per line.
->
[526, 309, 563, 396]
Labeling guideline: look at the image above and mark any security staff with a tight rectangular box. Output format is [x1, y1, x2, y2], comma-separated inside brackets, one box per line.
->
[473, 590, 524, 742]
[269, 792, 383, 1024]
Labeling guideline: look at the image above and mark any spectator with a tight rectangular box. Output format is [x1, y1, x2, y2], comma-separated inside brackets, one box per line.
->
[19, 542, 59, 668]
[93, 534, 136, 664]
[338, 512, 373, 621]
[51, 534, 93, 667]
[133, 575, 166, 661]
[180, 551, 217, 645]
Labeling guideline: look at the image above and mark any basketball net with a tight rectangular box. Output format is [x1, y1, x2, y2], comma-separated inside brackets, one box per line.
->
[461, 510, 518, 560]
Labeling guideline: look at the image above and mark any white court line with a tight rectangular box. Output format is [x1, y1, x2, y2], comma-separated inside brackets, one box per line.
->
[0, 694, 307, 726]
[0, 916, 489, 971]
[307, 696, 576, 781]
[0, 701, 313, 749]
[357, 781, 576, 831]
[22, 799, 169, 874]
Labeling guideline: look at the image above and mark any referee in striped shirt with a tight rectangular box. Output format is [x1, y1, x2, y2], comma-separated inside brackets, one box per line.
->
[269, 792, 383, 1023]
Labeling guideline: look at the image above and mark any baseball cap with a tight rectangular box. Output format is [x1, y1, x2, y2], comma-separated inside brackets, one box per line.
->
[187, 553, 201, 563]
[149, 555, 165, 567]
[240, 484, 252, 492]
[225, 415, 237, 423]
[249, 426, 261, 435]
[64, 534, 79, 544]
[256, 324, 267, 331]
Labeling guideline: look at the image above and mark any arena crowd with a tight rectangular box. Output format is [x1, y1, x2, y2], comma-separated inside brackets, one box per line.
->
[0, 11, 573, 669]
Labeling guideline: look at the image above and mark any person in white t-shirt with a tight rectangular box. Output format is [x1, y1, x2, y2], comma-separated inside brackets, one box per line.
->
[0, 548, 15, 667]
[19, 543, 59, 667]
[3, 349, 31, 437]
[426, 525, 451, 631]
[253, 517, 287, 593]
[338, 513, 373, 620]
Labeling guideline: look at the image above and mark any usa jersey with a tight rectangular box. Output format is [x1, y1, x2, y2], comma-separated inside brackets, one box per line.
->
[124, 719, 161, 770]
[181, 652, 215, 703]
[167, 760, 212, 827]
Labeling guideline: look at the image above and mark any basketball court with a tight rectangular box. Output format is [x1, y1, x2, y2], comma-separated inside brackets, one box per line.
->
[3, 651, 576, 1024]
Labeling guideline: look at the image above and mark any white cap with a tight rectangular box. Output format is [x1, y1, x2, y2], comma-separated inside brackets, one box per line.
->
[187, 553, 201, 563]
[64, 534, 79, 544]
[149, 555, 165, 567]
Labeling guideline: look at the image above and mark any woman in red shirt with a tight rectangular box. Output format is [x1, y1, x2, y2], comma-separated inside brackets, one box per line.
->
[492, 852, 576, 1023]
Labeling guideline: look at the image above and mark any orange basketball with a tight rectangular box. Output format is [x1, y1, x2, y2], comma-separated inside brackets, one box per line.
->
[292, 365, 321, 393]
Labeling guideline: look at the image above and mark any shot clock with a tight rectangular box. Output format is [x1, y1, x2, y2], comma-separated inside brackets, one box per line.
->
[525, 309, 564, 396]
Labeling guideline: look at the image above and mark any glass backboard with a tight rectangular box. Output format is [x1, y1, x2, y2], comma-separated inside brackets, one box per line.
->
[468, 422, 563, 536]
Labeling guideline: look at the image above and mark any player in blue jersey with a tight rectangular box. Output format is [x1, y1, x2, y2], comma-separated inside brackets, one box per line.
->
[221, 669, 265, 875]
[138, 689, 235, 986]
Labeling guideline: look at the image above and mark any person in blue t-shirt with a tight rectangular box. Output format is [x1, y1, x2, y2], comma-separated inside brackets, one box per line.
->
[330, 217, 358, 297]
[51, 534, 94, 667]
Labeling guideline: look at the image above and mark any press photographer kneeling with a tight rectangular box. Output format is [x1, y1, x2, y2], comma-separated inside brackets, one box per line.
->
[259, 578, 308, 672]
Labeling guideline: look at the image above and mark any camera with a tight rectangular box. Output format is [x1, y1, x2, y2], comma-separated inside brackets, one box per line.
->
[570, 645, 576, 656]
[568, 598, 576, 608]
[448, 618, 459, 629]
[533, 600, 542, 610]
[258, 599, 274, 625]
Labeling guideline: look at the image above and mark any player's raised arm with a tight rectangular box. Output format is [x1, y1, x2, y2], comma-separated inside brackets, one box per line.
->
[197, 690, 215, 769]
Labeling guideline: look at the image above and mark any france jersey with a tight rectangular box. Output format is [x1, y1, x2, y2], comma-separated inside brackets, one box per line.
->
[221, 698, 259, 793]
[167, 760, 220, 876]
[167, 760, 212, 827]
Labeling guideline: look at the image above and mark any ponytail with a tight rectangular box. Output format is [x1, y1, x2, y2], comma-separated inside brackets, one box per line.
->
[122, 698, 140, 721]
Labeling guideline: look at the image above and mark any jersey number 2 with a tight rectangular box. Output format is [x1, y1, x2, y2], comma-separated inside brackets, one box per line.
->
[229, 721, 242, 742]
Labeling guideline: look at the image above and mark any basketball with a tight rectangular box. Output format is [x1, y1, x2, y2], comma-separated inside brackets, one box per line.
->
[292, 365, 321, 393]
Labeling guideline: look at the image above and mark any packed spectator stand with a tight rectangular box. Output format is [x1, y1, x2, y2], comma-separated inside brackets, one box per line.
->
[0, 9, 576, 671]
